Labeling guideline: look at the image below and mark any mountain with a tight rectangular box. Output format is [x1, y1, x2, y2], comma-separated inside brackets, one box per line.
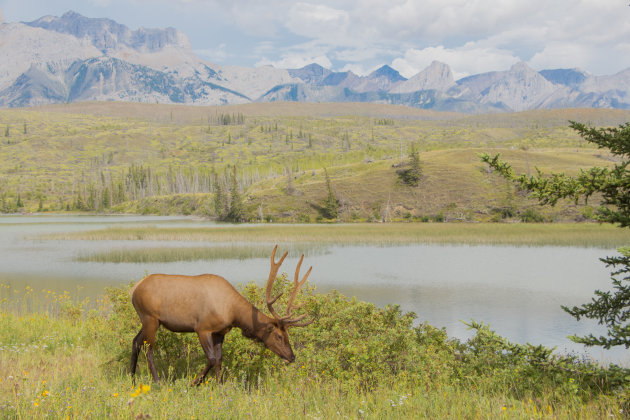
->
[539, 68, 589, 87]
[1, 11, 630, 111]
[25, 11, 189, 53]
[390, 61, 454, 94]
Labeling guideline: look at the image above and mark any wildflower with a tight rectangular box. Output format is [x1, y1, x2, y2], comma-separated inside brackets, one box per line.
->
[113, 393, 119, 397]
[501, 406, 507, 411]
[42, 390, 49, 397]
[141, 384, 151, 394]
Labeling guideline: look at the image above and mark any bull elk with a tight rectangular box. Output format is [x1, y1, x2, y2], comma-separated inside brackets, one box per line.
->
[129, 245, 313, 385]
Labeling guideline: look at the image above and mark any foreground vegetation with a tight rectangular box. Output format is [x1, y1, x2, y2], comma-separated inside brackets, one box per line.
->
[2, 103, 630, 221]
[1, 281, 627, 419]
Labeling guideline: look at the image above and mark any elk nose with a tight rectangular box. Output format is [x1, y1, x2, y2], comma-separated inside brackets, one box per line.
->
[290, 354, 296, 363]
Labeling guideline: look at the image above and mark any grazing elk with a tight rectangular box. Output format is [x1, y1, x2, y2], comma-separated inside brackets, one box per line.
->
[129, 245, 313, 385]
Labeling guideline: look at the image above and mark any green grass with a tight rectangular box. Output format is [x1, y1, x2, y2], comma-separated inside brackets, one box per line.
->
[75, 243, 330, 263]
[0, 283, 625, 419]
[47, 222, 630, 249]
[2, 103, 630, 220]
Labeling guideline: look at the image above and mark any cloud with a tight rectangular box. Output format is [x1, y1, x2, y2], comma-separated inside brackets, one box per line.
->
[194, 43, 229, 63]
[255, 53, 332, 70]
[392, 45, 520, 79]
[285, 3, 349, 43]
[89, 0, 113, 6]
[0, 9, 4, 24]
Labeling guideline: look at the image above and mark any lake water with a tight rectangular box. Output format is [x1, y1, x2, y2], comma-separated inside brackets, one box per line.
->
[1, 214, 627, 365]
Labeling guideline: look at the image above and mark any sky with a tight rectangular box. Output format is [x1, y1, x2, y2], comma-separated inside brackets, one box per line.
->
[1, 0, 629, 79]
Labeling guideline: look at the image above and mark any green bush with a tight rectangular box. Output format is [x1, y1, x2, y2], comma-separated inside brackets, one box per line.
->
[105, 280, 630, 399]
[520, 208, 545, 223]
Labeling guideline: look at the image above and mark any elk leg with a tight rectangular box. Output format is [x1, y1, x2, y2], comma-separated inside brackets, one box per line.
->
[212, 333, 225, 383]
[142, 317, 160, 383]
[193, 330, 217, 386]
[130, 328, 145, 384]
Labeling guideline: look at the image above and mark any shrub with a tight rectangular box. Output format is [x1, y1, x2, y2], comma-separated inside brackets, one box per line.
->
[105, 280, 630, 399]
[520, 208, 545, 223]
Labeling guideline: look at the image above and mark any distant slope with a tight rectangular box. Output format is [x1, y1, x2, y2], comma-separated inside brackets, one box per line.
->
[1, 103, 629, 220]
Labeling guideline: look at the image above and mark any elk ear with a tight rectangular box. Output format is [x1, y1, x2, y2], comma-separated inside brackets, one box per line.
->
[266, 324, 276, 333]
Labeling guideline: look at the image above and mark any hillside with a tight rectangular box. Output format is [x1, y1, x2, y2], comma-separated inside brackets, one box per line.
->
[1, 102, 629, 222]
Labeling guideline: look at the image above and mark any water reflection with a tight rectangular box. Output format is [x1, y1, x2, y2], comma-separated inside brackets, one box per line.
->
[1, 215, 627, 366]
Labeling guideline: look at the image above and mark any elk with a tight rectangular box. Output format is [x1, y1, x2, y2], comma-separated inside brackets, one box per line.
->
[129, 245, 313, 385]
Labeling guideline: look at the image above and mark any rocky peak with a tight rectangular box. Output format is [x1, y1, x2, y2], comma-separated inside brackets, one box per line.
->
[368, 65, 406, 83]
[539, 68, 589, 87]
[389, 61, 455, 93]
[25, 10, 190, 53]
[288, 63, 332, 84]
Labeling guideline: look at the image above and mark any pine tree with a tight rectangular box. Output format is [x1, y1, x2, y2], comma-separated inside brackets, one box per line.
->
[213, 172, 226, 220]
[322, 168, 338, 219]
[481, 121, 630, 348]
[397, 142, 422, 186]
[227, 166, 244, 222]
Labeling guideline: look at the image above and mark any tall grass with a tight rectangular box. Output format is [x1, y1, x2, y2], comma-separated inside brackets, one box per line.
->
[47, 223, 630, 249]
[75, 243, 330, 263]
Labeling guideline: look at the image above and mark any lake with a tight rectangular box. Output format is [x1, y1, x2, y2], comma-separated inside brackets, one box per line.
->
[1, 214, 627, 365]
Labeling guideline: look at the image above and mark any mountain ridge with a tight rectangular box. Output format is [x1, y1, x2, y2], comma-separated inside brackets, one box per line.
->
[1, 11, 629, 112]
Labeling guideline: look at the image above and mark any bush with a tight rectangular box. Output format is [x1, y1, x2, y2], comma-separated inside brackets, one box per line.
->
[520, 208, 545, 223]
[105, 280, 630, 398]
[106, 278, 456, 388]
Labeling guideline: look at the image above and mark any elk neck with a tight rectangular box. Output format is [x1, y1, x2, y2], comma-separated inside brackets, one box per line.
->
[233, 300, 277, 342]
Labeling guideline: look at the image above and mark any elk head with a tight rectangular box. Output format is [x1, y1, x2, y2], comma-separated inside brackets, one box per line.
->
[263, 245, 313, 363]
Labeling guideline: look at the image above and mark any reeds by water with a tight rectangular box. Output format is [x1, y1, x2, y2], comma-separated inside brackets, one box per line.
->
[48, 223, 630, 249]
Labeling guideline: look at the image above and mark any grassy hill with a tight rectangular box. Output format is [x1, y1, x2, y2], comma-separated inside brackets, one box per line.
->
[1, 102, 629, 221]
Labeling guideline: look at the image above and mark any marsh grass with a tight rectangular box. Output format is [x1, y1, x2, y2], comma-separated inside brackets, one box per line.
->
[48, 222, 630, 249]
[0, 283, 625, 419]
[75, 243, 330, 263]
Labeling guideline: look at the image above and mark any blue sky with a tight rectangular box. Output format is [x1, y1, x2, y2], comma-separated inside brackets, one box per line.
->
[1, 0, 629, 79]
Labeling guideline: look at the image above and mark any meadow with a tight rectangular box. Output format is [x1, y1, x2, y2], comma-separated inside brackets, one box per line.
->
[1, 102, 630, 221]
[1, 280, 627, 419]
[3, 102, 630, 418]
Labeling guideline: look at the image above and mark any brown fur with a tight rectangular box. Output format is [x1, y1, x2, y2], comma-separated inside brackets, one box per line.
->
[129, 246, 312, 385]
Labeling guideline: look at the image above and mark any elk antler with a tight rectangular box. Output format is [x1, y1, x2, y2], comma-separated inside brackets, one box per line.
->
[266, 245, 288, 321]
[283, 254, 313, 326]
[265, 246, 314, 327]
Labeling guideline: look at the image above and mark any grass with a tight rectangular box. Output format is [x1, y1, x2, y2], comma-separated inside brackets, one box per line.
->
[0, 283, 625, 419]
[2, 102, 630, 220]
[75, 243, 330, 263]
[47, 222, 630, 249]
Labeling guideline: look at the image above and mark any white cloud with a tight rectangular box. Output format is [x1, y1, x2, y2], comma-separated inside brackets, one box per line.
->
[339, 62, 381, 76]
[392, 44, 519, 79]
[7, 0, 630, 76]
[255, 53, 332, 70]
[194, 43, 229, 63]
[89, 0, 113, 6]
[286, 3, 349, 43]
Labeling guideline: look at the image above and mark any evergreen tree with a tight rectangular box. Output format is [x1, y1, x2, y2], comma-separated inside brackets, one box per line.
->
[322, 168, 338, 219]
[397, 142, 422, 186]
[481, 121, 630, 348]
[213, 172, 227, 220]
[102, 186, 111, 208]
[227, 166, 244, 222]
